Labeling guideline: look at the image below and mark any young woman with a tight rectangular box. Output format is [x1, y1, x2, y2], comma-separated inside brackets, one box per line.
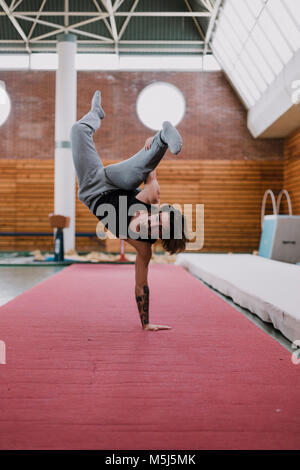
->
[71, 91, 187, 330]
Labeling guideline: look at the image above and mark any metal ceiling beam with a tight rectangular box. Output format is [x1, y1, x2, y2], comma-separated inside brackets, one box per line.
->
[114, 0, 126, 10]
[17, 12, 113, 43]
[200, 0, 213, 12]
[0, 0, 30, 52]
[10, 0, 23, 11]
[92, 0, 114, 38]
[0, 45, 207, 52]
[67, 28, 114, 42]
[0, 39, 205, 44]
[117, 48, 205, 53]
[14, 13, 112, 42]
[184, 0, 206, 41]
[64, 0, 68, 27]
[0, 2, 213, 56]
[27, 0, 47, 41]
[31, 30, 109, 44]
[116, 11, 212, 17]
[120, 40, 204, 44]
[0, 11, 211, 16]
[118, 0, 139, 40]
[100, 0, 119, 54]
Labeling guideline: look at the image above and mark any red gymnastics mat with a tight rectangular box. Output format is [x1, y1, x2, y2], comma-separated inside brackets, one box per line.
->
[0, 263, 300, 450]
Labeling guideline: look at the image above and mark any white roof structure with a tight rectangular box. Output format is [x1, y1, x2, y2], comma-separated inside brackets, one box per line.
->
[211, 0, 300, 137]
[0, 0, 299, 136]
[212, 0, 300, 109]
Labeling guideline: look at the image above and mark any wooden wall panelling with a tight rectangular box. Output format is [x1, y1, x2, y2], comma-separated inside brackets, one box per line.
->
[284, 129, 300, 215]
[0, 160, 16, 250]
[0, 159, 283, 253]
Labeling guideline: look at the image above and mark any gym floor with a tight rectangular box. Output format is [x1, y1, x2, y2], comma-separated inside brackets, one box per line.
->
[0, 0, 299, 453]
[1, 262, 299, 450]
[0, 264, 292, 353]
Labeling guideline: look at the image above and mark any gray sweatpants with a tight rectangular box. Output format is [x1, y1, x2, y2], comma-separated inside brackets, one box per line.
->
[70, 110, 168, 213]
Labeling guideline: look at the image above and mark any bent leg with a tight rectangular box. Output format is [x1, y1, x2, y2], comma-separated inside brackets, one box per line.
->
[104, 131, 168, 191]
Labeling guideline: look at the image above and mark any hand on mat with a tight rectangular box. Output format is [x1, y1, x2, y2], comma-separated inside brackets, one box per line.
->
[144, 137, 154, 150]
[144, 323, 172, 331]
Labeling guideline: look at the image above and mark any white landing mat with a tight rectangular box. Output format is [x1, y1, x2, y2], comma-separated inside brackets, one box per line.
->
[176, 254, 300, 343]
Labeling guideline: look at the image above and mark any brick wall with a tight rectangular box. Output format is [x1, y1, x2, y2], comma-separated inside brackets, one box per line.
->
[0, 70, 283, 161]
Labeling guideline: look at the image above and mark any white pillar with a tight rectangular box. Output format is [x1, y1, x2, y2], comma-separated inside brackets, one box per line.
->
[54, 33, 77, 252]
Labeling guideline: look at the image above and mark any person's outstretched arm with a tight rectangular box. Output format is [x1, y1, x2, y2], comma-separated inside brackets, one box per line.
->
[133, 242, 171, 331]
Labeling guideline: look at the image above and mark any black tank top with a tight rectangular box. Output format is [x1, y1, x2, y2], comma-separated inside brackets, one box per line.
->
[92, 189, 157, 244]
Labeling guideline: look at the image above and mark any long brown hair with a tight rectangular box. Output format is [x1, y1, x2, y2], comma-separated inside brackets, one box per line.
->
[160, 205, 188, 254]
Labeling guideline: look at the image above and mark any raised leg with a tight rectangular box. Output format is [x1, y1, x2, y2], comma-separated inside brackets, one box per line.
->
[70, 91, 116, 209]
[71, 90, 105, 186]
[71, 90, 183, 206]
[71, 112, 103, 187]
[104, 131, 168, 191]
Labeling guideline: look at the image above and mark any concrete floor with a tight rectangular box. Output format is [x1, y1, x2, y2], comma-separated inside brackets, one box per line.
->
[0, 266, 64, 307]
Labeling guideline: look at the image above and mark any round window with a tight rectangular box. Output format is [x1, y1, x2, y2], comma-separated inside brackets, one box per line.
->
[136, 82, 185, 131]
[0, 81, 11, 126]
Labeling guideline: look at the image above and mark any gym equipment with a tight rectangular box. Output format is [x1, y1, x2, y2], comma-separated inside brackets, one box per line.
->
[176, 252, 300, 343]
[49, 214, 70, 262]
[259, 190, 300, 263]
[119, 240, 128, 262]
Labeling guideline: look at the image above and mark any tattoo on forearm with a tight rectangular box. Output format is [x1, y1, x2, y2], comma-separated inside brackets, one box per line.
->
[136, 285, 149, 328]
